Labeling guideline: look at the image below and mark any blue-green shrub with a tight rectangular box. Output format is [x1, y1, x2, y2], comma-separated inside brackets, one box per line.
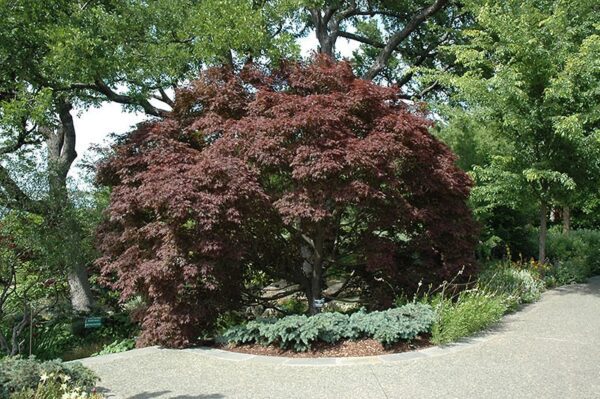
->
[348, 304, 435, 345]
[221, 303, 435, 351]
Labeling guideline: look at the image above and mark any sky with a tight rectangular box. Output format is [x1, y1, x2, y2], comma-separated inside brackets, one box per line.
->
[70, 36, 359, 175]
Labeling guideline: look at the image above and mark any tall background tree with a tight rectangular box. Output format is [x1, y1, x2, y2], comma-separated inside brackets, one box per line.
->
[0, 0, 292, 312]
[429, 0, 600, 261]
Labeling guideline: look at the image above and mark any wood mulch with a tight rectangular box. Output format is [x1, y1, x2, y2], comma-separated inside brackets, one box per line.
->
[218, 336, 431, 358]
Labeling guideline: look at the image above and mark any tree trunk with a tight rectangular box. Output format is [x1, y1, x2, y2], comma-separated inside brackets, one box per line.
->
[302, 244, 320, 315]
[300, 244, 315, 314]
[562, 205, 570, 234]
[301, 228, 325, 315]
[539, 201, 548, 264]
[47, 101, 94, 313]
[308, 258, 323, 315]
[68, 267, 94, 313]
[309, 9, 336, 57]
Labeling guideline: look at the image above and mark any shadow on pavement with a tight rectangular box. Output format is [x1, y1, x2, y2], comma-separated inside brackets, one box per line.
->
[127, 391, 170, 399]
[126, 392, 224, 399]
[551, 276, 600, 298]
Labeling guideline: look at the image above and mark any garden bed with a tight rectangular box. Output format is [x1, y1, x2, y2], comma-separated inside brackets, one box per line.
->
[220, 335, 431, 358]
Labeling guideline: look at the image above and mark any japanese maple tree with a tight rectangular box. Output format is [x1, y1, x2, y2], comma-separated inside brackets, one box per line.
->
[97, 56, 477, 347]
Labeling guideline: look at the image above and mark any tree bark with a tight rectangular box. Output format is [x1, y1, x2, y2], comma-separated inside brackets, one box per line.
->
[310, 8, 336, 57]
[301, 227, 325, 315]
[562, 205, 570, 234]
[68, 266, 94, 313]
[309, 257, 323, 315]
[539, 201, 548, 264]
[47, 101, 94, 313]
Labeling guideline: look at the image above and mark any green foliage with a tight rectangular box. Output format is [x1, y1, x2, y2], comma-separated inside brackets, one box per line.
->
[0, 357, 97, 399]
[431, 290, 508, 345]
[479, 263, 544, 308]
[29, 314, 76, 361]
[431, 0, 600, 259]
[348, 304, 436, 346]
[221, 303, 435, 351]
[92, 338, 136, 357]
[278, 297, 308, 315]
[429, 227, 600, 345]
[545, 229, 600, 284]
[29, 310, 138, 361]
[10, 376, 104, 399]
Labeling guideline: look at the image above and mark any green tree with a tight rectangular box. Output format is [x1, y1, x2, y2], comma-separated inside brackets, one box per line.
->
[431, 0, 600, 262]
[0, 0, 289, 312]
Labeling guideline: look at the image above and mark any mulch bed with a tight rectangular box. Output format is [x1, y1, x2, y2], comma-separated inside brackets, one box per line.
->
[217, 336, 431, 358]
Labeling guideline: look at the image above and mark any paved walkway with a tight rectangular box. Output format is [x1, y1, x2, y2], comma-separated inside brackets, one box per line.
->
[81, 277, 600, 399]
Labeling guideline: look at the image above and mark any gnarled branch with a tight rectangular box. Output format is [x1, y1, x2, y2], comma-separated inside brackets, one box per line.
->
[93, 79, 169, 117]
[363, 0, 449, 80]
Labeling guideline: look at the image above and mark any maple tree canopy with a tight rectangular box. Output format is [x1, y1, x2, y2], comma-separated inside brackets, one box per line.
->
[97, 56, 478, 348]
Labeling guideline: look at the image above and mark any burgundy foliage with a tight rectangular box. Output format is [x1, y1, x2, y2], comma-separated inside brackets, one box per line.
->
[96, 56, 478, 347]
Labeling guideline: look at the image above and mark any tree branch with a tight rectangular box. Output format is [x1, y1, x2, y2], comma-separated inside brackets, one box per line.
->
[157, 87, 174, 107]
[242, 286, 302, 304]
[337, 31, 384, 48]
[0, 165, 46, 214]
[396, 31, 451, 88]
[93, 79, 169, 117]
[56, 100, 77, 167]
[0, 122, 41, 155]
[363, 0, 449, 80]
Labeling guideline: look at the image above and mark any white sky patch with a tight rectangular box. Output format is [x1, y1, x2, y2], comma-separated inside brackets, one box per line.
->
[73, 103, 145, 156]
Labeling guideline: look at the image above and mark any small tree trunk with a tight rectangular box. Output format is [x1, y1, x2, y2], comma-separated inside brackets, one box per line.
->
[302, 245, 323, 315]
[301, 229, 325, 315]
[301, 244, 315, 314]
[539, 201, 548, 264]
[308, 259, 323, 316]
[562, 205, 570, 234]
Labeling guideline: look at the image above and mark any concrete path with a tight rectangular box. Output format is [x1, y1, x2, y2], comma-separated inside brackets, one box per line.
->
[80, 277, 600, 399]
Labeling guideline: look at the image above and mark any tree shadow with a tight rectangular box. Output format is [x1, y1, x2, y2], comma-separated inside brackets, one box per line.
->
[548, 276, 600, 298]
[126, 392, 224, 399]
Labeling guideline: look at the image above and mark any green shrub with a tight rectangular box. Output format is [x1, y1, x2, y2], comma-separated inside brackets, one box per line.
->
[9, 374, 104, 399]
[479, 265, 544, 307]
[545, 228, 600, 284]
[92, 338, 136, 357]
[278, 297, 308, 315]
[30, 310, 139, 361]
[431, 289, 508, 344]
[221, 303, 435, 351]
[0, 357, 98, 399]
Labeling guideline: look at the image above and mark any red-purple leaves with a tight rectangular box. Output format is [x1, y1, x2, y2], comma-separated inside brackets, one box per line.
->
[97, 56, 477, 347]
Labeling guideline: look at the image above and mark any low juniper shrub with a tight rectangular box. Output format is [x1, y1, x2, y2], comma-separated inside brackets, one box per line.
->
[220, 303, 435, 351]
